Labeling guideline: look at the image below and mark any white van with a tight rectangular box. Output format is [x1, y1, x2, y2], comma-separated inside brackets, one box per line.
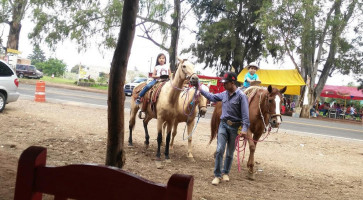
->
[0, 60, 20, 112]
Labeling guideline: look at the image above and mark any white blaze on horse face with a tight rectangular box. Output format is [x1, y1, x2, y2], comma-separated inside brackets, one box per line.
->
[275, 95, 281, 123]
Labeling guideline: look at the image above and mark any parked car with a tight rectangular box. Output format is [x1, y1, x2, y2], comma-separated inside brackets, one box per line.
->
[0, 60, 20, 112]
[16, 64, 43, 79]
[124, 77, 147, 96]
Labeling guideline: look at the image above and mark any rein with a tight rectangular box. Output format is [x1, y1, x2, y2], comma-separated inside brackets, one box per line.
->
[235, 125, 274, 172]
[258, 92, 270, 132]
[235, 89, 281, 172]
[182, 88, 203, 141]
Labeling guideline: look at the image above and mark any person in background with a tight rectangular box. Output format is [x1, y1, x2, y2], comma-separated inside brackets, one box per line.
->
[136, 53, 171, 105]
[345, 105, 351, 115]
[281, 103, 286, 115]
[310, 105, 317, 117]
[286, 98, 291, 111]
[199, 72, 250, 186]
[290, 100, 295, 111]
[349, 105, 358, 118]
[336, 104, 342, 115]
[242, 62, 260, 90]
[318, 102, 329, 116]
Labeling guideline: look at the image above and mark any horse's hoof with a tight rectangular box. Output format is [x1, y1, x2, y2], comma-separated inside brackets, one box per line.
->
[170, 148, 174, 154]
[187, 156, 195, 162]
[144, 143, 149, 150]
[155, 160, 163, 169]
[165, 159, 171, 163]
[128, 143, 133, 147]
[247, 172, 256, 180]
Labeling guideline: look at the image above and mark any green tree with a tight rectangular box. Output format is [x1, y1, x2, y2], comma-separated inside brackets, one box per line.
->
[27, 44, 46, 66]
[259, 0, 362, 117]
[70, 64, 85, 74]
[137, 0, 189, 72]
[0, 0, 26, 50]
[29, 1, 122, 51]
[186, 0, 266, 74]
[37, 58, 67, 76]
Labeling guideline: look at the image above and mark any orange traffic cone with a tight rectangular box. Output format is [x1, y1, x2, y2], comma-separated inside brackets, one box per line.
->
[35, 81, 45, 102]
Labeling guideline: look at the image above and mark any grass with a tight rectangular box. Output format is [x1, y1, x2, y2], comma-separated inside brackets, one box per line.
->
[19, 76, 109, 91]
[40, 76, 75, 85]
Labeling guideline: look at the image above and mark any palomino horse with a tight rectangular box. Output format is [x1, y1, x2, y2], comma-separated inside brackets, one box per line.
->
[210, 85, 287, 179]
[161, 84, 209, 161]
[128, 59, 199, 166]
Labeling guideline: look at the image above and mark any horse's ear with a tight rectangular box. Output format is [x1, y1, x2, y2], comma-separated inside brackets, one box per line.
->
[177, 57, 183, 63]
[268, 85, 273, 93]
[280, 86, 287, 94]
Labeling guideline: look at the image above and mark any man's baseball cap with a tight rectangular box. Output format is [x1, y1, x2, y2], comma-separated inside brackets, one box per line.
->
[247, 62, 259, 70]
[221, 72, 238, 83]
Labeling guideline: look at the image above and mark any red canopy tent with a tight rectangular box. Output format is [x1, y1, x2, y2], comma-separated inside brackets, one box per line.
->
[320, 85, 363, 100]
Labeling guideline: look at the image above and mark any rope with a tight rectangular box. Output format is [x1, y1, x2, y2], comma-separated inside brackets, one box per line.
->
[235, 90, 277, 172]
[258, 92, 270, 132]
[235, 134, 247, 172]
[182, 113, 201, 141]
[182, 88, 201, 140]
[235, 126, 274, 172]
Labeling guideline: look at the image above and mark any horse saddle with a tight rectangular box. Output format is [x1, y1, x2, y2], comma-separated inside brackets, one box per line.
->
[134, 80, 168, 114]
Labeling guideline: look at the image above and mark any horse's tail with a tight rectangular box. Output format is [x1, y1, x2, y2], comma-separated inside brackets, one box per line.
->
[129, 84, 146, 130]
[210, 102, 222, 145]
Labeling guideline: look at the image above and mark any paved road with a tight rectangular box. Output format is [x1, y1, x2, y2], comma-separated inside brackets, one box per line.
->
[18, 84, 363, 141]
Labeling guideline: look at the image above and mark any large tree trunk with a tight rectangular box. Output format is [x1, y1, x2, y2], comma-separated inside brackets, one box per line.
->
[6, 0, 28, 50]
[106, 0, 139, 168]
[231, 0, 243, 73]
[6, 21, 22, 50]
[169, 0, 180, 72]
[299, 1, 315, 118]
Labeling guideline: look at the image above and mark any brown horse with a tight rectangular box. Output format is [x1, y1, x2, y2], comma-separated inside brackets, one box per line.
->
[128, 58, 199, 167]
[210, 85, 287, 179]
[162, 84, 209, 161]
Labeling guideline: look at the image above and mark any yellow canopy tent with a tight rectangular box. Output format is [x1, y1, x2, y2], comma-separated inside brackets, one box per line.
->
[237, 68, 306, 95]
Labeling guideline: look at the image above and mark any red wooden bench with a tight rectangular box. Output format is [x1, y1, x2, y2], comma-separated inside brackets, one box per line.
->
[14, 146, 194, 200]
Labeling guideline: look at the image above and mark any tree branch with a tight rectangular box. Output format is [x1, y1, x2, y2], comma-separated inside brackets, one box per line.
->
[314, 1, 335, 72]
[137, 15, 171, 28]
[137, 24, 169, 52]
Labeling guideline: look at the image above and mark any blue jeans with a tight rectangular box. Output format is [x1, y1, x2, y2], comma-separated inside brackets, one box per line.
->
[139, 79, 156, 97]
[214, 121, 239, 177]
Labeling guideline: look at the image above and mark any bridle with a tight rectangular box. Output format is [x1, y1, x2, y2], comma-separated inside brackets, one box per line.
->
[258, 90, 282, 130]
[175, 60, 197, 82]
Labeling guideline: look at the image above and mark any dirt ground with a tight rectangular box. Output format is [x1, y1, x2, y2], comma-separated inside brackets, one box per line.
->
[1, 98, 362, 200]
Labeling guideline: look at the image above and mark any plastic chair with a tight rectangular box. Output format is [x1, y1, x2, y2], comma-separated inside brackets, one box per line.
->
[329, 109, 337, 118]
[14, 146, 194, 200]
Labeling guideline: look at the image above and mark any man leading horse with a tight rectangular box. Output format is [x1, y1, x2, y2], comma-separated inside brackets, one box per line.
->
[199, 72, 250, 186]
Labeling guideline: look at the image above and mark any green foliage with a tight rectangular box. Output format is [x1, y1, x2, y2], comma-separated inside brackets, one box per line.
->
[37, 58, 67, 77]
[70, 64, 86, 74]
[27, 44, 46, 66]
[186, 0, 265, 74]
[258, 0, 362, 79]
[29, 0, 123, 50]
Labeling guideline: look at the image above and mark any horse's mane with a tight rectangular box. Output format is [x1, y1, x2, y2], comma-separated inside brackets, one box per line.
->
[244, 86, 266, 105]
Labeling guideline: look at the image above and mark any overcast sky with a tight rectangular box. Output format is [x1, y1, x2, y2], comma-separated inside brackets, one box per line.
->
[0, 9, 358, 86]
